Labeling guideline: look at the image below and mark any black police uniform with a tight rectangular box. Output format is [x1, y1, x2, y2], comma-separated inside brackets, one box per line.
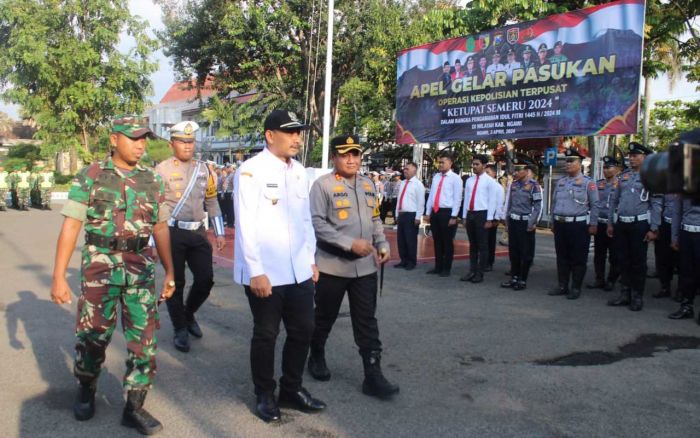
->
[653, 194, 679, 298]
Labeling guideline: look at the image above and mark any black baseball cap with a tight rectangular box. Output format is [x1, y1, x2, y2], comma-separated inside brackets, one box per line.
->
[263, 109, 309, 132]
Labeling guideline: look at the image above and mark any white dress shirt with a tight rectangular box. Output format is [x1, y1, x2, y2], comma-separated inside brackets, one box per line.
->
[493, 179, 506, 220]
[462, 172, 499, 220]
[425, 170, 463, 217]
[233, 147, 316, 286]
[394, 176, 426, 221]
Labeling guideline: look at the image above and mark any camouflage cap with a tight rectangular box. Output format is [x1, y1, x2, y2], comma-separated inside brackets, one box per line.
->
[112, 115, 156, 139]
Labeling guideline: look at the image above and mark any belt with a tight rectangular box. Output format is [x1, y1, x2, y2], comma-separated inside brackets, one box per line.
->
[618, 213, 649, 223]
[663, 216, 672, 224]
[167, 218, 204, 231]
[553, 215, 588, 223]
[598, 217, 608, 224]
[509, 213, 530, 221]
[683, 224, 700, 233]
[85, 233, 150, 252]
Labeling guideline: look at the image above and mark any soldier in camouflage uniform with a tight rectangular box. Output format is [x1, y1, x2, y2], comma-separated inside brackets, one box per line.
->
[51, 116, 175, 436]
[0, 165, 8, 211]
[31, 165, 55, 209]
[11, 165, 32, 210]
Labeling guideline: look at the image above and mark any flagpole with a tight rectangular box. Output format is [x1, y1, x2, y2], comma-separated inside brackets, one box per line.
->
[321, 0, 334, 170]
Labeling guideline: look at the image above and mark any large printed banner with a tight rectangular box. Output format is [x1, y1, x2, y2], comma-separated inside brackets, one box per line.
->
[395, 0, 645, 144]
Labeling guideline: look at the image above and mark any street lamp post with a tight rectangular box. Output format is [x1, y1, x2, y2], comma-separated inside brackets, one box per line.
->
[321, 0, 335, 170]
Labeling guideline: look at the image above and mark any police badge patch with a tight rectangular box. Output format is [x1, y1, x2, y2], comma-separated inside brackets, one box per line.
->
[507, 27, 519, 44]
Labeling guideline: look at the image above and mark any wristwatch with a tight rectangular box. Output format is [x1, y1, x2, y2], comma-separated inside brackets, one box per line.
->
[168, 280, 175, 288]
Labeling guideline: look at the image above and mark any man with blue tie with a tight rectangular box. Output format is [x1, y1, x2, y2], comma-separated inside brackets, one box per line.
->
[394, 162, 426, 271]
[423, 152, 463, 277]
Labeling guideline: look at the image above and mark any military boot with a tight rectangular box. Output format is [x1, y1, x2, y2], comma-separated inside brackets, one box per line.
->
[73, 381, 96, 421]
[173, 328, 190, 352]
[548, 265, 569, 296]
[608, 286, 631, 306]
[307, 347, 331, 381]
[121, 390, 163, 435]
[629, 290, 644, 311]
[668, 298, 694, 319]
[361, 351, 399, 399]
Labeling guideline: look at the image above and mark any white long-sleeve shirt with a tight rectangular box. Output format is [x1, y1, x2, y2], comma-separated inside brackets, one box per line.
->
[461, 173, 499, 220]
[394, 176, 426, 221]
[233, 147, 316, 286]
[425, 170, 463, 217]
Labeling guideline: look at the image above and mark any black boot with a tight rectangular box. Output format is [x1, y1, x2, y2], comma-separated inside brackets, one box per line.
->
[629, 290, 644, 311]
[567, 266, 585, 300]
[121, 390, 163, 435]
[173, 328, 190, 352]
[73, 381, 96, 421]
[653, 285, 671, 298]
[608, 287, 631, 306]
[361, 351, 399, 399]
[308, 347, 331, 381]
[185, 312, 203, 338]
[668, 298, 694, 319]
[548, 265, 569, 296]
[500, 276, 518, 288]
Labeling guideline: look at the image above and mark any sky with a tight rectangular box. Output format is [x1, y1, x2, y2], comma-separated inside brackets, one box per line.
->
[0, 1, 698, 120]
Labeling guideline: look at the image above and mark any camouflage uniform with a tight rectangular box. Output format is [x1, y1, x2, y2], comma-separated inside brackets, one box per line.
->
[12, 169, 33, 210]
[61, 156, 167, 389]
[34, 170, 55, 209]
[0, 168, 9, 210]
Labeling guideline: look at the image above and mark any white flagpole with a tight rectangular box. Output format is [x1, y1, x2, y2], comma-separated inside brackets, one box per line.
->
[321, 0, 334, 170]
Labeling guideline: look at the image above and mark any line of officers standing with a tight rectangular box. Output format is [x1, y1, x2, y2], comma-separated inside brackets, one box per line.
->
[0, 164, 55, 211]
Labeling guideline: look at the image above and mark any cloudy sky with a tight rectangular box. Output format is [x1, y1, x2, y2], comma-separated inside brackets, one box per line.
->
[0, 1, 698, 120]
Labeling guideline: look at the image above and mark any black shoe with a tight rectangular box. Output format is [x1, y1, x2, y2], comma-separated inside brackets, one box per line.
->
[73, 382, 96, 421]
[186, 317, 203, 338]
[426, 268, 440, 275]
[629, 292, 643, 311]
[255, 393, 281, 422]
[603, 281, 615, 292]
[548, 287, 568, 296]
[484, 265, 493, 272]
[500, 278, 517, 288]
[173, 328, 190, 352]
[608, 288, 631, 306]
[278, 387, 326, 413]
[566, 288, 581, 300]
[404, 264, 415, 271]
[513, 280, 527, 290]
[470, 273, 484, 283]
[121, 390, 163, 435]
[439, 270, 451, 277]
[586, 280, 605, 289]
[668, 305, 694, 320]
[308, 350, 331, 381]
[460, 272, 476, 282]
[393, 262, 407, 269]
[361, 352, 399, 399]
[652, 287, 671, 299]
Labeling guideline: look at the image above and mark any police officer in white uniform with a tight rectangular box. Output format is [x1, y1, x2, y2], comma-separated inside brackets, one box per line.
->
[156, 121, 226, 353]
[233, 109, 325, 423]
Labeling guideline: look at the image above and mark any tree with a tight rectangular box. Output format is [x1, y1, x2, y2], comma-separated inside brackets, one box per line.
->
[0, 0, 158, 172]
[648, 100, 700, 149]
[0, 111, 13, 139]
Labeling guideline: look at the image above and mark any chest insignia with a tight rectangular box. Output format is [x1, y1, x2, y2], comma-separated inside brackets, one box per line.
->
[338, 209, 349, 220]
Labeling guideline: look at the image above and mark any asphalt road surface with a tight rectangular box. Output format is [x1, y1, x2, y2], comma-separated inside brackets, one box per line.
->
[1, 204, 700, 438]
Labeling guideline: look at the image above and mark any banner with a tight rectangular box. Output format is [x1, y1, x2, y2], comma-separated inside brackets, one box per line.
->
[395, 0, 645, 144]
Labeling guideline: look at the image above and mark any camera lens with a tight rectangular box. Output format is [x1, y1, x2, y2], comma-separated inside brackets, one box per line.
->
[640, 152, 668, 193]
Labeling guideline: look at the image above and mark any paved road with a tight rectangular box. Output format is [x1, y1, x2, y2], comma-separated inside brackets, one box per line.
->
[1, 205, 700, 437]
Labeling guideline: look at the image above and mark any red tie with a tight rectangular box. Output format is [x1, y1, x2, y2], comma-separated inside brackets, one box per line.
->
[398, 180, 410, 211]
[469, 174, 480, 211]
[432, 174, 446, 213]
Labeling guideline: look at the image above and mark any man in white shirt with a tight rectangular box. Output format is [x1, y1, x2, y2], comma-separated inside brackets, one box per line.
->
[503, 49, 521, 80]
[423, 152, 463, 277]
[233, 109, 326, 423]
[394, 162, 426, 270]
[485, 163, 505, 271]
[461, 155, 499, 283]
[485, 51, 506, 78]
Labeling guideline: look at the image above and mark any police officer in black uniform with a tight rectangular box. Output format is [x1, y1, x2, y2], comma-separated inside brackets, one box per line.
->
[500, 157, 542, 290]
[667, 195, 700, 321]
[653, 194, 680, 299]
[587, 156, 621, 291]
[548, 148, 599, 300]
[606, 142, 662, 311]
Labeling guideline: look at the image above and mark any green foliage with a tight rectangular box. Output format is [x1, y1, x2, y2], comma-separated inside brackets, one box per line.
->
[2, 157, 31, 170]
[0, 0, 158, 171]
[143, 138, 171, 165]
[7, 143, 40, 160]
[647, 100, 700, 149]
[53, 172, 74, 185]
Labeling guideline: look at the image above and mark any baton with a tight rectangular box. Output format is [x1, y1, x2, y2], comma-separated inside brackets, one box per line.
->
[379, 249, 387, 296]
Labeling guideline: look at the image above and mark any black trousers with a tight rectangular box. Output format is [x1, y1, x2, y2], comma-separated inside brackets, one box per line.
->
[679, 230, 700, 301]
[553, 221, 590, 289]
[593, 223, 619, 283]
[466, 210, 488, 274]
[397, 212, 418, 266]
[381, 198, 396, 222]
[222, 192, 235, 228]
[311, 273, 381, 355]
[614, 220, 650, 292]
[654, 222, 677, 287]
[167, 226, 214, 330]
[245, 280, 315, 395]
[429, 208, 458, 272]
[507, 218, 536, 281]
[487, 225, 497, 267]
